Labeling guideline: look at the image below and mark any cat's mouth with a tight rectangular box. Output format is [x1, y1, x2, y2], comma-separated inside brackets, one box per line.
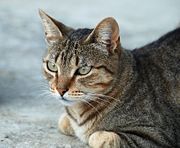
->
[52, 90, 85, 106]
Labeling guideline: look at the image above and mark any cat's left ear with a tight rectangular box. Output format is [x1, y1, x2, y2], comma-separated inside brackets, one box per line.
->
[85, 17, 120, 53]
[39, 9, 74, 45]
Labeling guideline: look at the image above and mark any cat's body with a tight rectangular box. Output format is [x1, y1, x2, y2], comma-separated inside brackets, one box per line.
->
[39, 10, 180, 148]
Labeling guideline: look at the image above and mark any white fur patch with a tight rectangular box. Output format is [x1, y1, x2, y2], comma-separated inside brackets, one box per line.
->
[69, 118, 89, 143]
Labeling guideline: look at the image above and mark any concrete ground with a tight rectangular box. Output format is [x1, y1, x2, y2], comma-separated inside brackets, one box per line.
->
[0, 0, 179, 147]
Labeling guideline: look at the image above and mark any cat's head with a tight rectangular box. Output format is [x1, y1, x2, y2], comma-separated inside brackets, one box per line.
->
[39, 10, 121, 106]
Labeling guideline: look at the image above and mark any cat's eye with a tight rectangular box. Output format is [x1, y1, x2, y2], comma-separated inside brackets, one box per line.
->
[47, 61, 58, 72]
[77, 66, 92, 75]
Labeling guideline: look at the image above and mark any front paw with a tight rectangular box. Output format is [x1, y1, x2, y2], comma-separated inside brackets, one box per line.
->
[89, 131, 120, 148]
[58, 113, 74, 136]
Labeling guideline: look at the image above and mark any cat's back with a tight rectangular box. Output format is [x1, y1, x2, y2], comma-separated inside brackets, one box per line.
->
[132, 27, 180, 104]
[132, 27, 180, 68]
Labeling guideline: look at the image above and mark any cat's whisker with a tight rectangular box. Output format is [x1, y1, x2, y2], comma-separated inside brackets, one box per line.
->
[59, 95, 101, 117]
[85, 95, 111, 105]
[87, 93, 122, 104]
[92, 95, 112, 103]
[85, 93, 123, 111]
[33, 84, 49, 91]
[36, 90, 54, 100]
[37, 92, 50, 98]
[37, 84, 48, 88]
[80, 98, 102, 118]
[85, 95, 120, 111]
[34, 88, 48, 94]
[37, 85, 49, 88]
[37, 80, 49, 85]
[39, 89, 51, 93]
[87, 97, 102, 104]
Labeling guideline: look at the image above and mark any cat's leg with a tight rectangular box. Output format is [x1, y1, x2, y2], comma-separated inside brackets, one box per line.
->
[89, 131, 120, 148]
[58, 113, 74, 136]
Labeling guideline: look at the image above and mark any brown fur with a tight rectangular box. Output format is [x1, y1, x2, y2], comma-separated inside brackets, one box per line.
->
[58, 113, 74, 136]
[39, 9, 180, 148]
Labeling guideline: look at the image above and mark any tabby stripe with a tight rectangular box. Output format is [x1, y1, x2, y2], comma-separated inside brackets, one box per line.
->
[78, 104, 105, 126]
[79, 105, 91, 117]
[54, 53, 60, 63]
[65, 107, 78, 123]
[63, 50, 68, 66]
[79, 100, 99, 118]
[75, 56, 79, 66]
[60, 51, 65, 65]
[68, 53, 73, 64]
[96, 65, 114, 74]
[65, 43, 73, 65]
[78, 99, 111, 126]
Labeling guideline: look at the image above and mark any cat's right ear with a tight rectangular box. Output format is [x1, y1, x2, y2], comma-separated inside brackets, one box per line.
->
[39, 9, 74, 45]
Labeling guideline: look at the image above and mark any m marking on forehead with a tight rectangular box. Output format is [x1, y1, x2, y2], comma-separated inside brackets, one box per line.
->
[60, 50, 74, 67]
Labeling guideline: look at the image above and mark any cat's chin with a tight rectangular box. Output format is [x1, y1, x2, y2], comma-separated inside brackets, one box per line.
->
[59, 97, 77, 106]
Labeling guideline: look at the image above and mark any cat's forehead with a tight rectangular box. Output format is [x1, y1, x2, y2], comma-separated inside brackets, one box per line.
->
[48, 28, 92, 53]
[47, 28, 109, 66]
[69, 28, 93, 41]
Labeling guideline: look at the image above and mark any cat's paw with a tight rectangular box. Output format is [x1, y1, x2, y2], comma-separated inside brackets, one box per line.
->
[58, 113, 74, 136]
[89, 131, 120, 148]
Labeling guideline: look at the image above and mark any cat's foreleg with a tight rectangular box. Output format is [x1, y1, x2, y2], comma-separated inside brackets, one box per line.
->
[88, 131, 120, 148]
[58, 113, 75, 136]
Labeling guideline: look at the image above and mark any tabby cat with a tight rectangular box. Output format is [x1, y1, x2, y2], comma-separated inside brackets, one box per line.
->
[39, 9, 180, 148]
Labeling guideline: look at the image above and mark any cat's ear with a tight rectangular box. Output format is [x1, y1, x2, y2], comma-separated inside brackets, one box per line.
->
[39, 9, 74, 45]
[85, 17, 120, 53]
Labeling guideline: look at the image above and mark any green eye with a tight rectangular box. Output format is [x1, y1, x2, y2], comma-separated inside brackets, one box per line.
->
[47, 61, 58, 72]
[77, 66, 92, 75]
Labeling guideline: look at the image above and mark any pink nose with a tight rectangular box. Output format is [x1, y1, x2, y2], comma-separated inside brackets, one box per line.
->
[57, 88, 68, 96]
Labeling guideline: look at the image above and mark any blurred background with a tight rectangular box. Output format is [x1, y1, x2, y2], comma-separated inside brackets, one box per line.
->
[0, 0, 179, 147]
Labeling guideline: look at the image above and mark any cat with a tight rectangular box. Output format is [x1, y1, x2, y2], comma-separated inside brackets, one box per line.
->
[39, 9, 180, 148]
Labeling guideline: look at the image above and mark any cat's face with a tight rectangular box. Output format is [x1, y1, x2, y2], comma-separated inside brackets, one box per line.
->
[39, 10, 120, 106]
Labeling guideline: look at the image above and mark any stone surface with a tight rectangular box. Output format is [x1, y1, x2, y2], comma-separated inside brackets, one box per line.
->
[0, 0, 179, 147]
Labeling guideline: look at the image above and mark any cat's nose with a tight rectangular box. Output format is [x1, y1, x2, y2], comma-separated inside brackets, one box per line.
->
[58, 88, 68, 96]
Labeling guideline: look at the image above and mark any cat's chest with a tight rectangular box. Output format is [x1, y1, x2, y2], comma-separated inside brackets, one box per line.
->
[68, 116, 97, 143]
